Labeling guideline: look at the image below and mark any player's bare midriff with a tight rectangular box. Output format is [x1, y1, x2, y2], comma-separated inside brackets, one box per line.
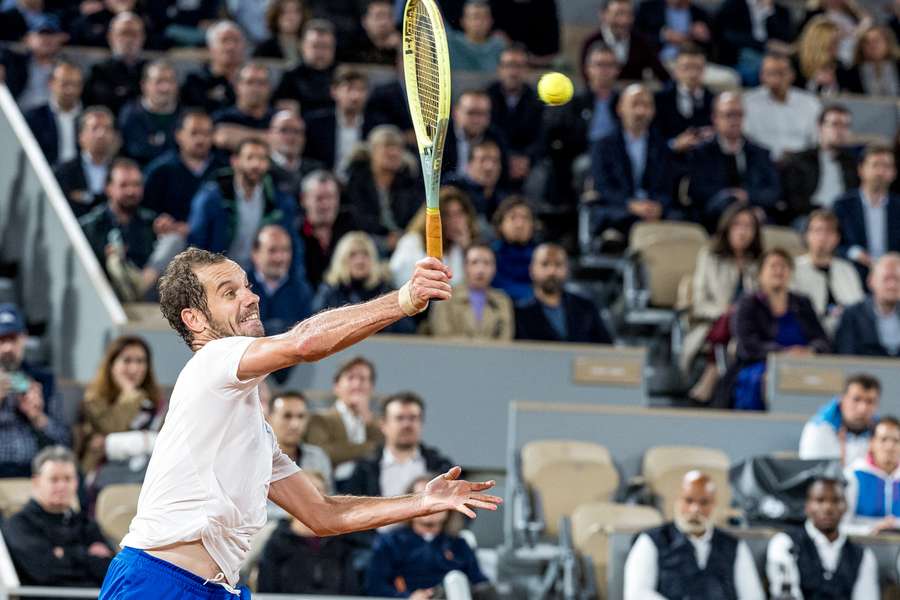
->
[145, 540, 223, 580]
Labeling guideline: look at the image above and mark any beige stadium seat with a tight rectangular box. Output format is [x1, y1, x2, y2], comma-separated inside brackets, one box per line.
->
[521, 440, 620, 537]
[572, 502, 663, 592]
[0, 478, 32, 518]
[762, 225, 805, 257]
[628, 222, 708, 308]
[642, 446, 731, 521]
[95, 483, 141, 543]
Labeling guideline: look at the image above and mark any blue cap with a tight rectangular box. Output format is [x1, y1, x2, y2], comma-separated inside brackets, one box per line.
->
[0, 304, 25, 337]
[30, 15, 62, 34]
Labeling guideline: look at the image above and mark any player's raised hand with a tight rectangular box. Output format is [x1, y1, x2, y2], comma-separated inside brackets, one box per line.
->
[422, 466, 503, 519]
[407, 257, 453, 310]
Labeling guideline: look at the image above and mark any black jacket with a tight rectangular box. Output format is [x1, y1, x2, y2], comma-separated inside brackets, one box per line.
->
[579, 30, 670, 82]
[834, 297, 900, 357]
[441, 121, 511, 181]
[635, 0, 712, 53]
[274, 63, 335, 116]
[732, 292, 830, 363]
[339, 443, 454, 496]
[515, 291, 612, 344]
[779, 146, 860, 223]
[364, 79, 413, 133]
[490, 0, 560, 57]
[834, 190, 900, 271]
[486, 81, 544, 161]
[342, 158, 420, 236]
[1, 48, 30, 100]
[180, 64, 236, 114]
[1, 499, 112, 587]
[652, 83, 714, 143]
[303, 109, 374, 170]
[714, 0, 794, 66]
[83, 57, 146, 116]
[53, 155, 107, 219]
[24, 103, 65, 166]
[255, 520, 360, 594]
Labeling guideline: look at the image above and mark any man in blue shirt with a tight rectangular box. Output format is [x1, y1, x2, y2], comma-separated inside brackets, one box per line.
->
[248, 224, 313, 338]
[118, 60, 180, 167]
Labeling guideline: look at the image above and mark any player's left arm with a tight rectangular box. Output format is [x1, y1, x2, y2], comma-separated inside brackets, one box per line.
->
[267, 466, 501, 536]
[236, 258, 451, 380]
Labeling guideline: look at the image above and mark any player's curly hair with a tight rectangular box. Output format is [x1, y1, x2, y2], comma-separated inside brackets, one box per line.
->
[158, 248, 228, 348]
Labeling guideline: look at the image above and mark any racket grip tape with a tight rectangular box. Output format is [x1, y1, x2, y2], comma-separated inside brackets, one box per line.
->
[425, 209, 443, 260]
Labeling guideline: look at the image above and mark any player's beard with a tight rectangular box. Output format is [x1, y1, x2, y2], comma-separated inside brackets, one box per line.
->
[207, 312, 265, 339]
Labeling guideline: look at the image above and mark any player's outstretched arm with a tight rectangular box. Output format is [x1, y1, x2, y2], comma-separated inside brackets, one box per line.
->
[268, 466, 502, 536]
[237, 257, 452, 380]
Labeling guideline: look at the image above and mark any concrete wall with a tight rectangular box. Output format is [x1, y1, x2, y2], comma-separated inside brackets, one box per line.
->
[0, 85, 126, 381]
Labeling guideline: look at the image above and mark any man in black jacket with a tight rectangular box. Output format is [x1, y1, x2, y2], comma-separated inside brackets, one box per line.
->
[779, 104, 860, 225]
[273, 20, 337, 116]
[53, 107, 118, 218]
[83, 12, 147, 115]
[2, 446, 113, 587]
[515, 243, 612, 344]
[24, 60, 83, 167]
[340, 392, 453, 498]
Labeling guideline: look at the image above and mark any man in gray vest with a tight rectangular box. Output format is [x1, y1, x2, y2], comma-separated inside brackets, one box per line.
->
[624, 470, 764, 599]
[766, 477, 878, 599]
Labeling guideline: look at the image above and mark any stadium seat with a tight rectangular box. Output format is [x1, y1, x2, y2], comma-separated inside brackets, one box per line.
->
[571, 501, 663, 592]
[641, 445, 731, 521]
[95, 483, 141, 543]
[0, 478, 32, 518]
[622, 222, 709, 359]
[762, 225, 805, 257]
[520, 440, 620, 537]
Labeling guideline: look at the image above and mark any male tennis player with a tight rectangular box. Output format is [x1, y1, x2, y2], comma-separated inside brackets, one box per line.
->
[98, 248, 501, 599]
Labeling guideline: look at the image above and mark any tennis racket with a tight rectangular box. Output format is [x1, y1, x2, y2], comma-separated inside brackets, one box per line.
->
[402, 0, 451, 260]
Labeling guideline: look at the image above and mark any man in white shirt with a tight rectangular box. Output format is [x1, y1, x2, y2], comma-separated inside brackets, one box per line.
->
[303, 67, 370, 175]
[799, 373, 881, 465]
[99, 248, 499, 598]
[743, 53, 821, 161]
[624, 470, 765, 600]
[843, 416, 900, 536]
[766, 477, 879, 599]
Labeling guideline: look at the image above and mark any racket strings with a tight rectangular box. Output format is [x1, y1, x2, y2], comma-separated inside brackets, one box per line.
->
[411, 7, 441, 139]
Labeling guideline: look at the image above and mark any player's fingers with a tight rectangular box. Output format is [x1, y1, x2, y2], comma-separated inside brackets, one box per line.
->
[455, 505, 477, 519]
[442, 466, 462, 480]
[467, 480, 496, 491]
[465, 499, 498, 511]
[470, 493, 503, 504]
[416, 256, 451, 275]
[420, 280, 453, 295]
[415, 268, 451, 283]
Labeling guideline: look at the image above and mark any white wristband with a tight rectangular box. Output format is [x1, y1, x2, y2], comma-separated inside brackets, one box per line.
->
[399, 281, 427, 316]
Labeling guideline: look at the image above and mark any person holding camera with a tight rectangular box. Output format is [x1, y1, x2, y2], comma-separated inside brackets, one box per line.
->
[0, 303, 69, 477]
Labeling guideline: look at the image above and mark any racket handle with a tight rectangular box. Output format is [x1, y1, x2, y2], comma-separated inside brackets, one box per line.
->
[426, 209, 443, 260]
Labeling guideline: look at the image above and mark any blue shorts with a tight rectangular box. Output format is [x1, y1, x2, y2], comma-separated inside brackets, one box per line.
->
[99, 547, 251, 599]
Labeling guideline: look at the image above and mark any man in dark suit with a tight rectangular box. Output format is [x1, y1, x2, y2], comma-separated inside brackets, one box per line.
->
[3, 16, 67, 110]
[486, 44, 544, 188]
[303, 67, 371, 172]
[515, 243, 612, 344]
[834, 253, 900, 357]
[442, 90, 510, 179]
[635, 0, 712, 61]
[580, 0, 670, 82]
[713, 0, 794, 83]
[273, 20, 337, 116]
[833, 144, 900, 282]
[543, 42, 621, 207]
[118, 60, 180, 166]
[53, 107, 118, 218]
[445, 139, 508, 220]
[780, 104, 860, 225]
[267, 111, 325, 198]
[652, 44, 714, 152]
[342, 392, 453, 497]
[687, 91, 780, 231]
[83, 12, 147, 115]
[180, 20, 243, 114]
[364, 76, 413, 141]
[592, 84, 673, 240]
[24, 60, 83, 167]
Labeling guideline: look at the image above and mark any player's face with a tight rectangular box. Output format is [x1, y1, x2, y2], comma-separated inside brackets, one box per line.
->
[381, 401, 422, 450]
[270, 397, 309, 445]
[465, 247, 496, 289]
[840, 383, 879, 430]
[33, 460, 78, 513]
[806, 482, 845, 534]
[198, 261, 264, 339]
[333, 364, 374, 412]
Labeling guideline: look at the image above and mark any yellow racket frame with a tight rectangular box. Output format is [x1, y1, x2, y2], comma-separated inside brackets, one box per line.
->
[402, 0, 452, 260]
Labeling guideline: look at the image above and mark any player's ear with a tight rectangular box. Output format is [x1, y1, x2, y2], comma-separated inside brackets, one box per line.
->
[181, 307, 207, 336]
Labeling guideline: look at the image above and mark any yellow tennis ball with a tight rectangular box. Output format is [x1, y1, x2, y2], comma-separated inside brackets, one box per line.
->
[537, 72, 574, 106]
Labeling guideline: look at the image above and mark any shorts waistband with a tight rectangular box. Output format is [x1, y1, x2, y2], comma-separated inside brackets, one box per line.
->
[119, 547, 236, 597]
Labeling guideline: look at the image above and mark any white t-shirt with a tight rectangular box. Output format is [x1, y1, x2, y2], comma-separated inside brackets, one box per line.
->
[121, 336, 300, 586]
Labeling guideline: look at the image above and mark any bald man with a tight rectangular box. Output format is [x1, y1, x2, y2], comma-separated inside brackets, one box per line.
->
[514, 244, 611, 344]
[835, 253, 900, 357]
[590, 84, 674, 241]
[624, 471, 764, 600]
[686, 91, 780, 232]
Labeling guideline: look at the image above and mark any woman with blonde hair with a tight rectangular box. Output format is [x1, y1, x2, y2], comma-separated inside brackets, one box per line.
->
[253, 0, 310, 62]
[852, 25, 900, 96]
[343, 125, 420, 251]
[796, 16, 863, 94]
[313, 231, 415, 332]
[389, 186, 478, 287]
[802, 0, 871, 65]
[77, 335, 165, 485]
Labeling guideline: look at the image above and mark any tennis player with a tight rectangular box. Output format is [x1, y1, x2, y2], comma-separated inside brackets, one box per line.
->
[98, 248, 501, 599]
